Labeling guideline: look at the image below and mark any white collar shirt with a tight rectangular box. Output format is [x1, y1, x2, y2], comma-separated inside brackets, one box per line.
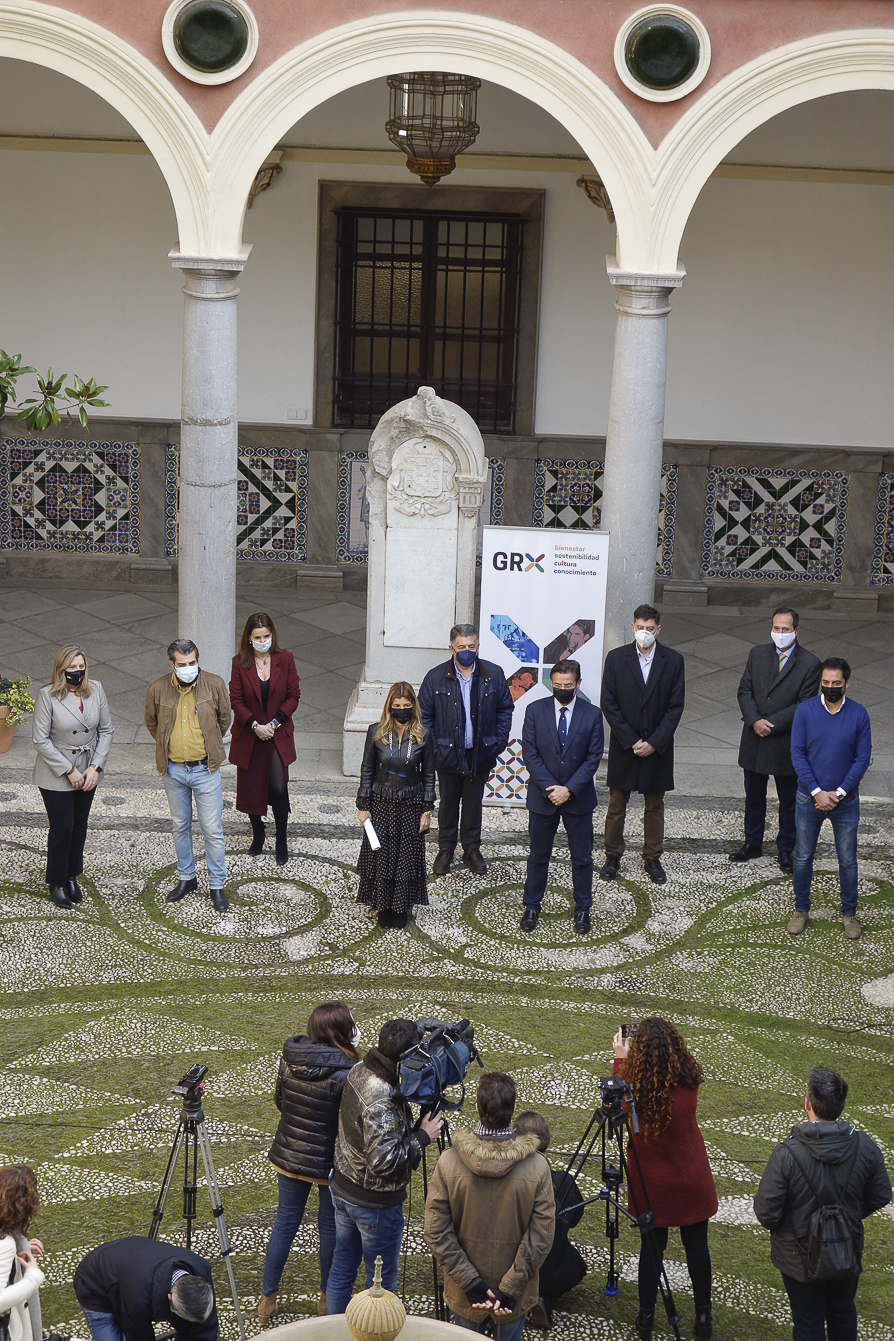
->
[636, 642, 656, 682]
[554, 694, 577, 732]
[776, 641, 797, 670]
[820, 691, 846, 715]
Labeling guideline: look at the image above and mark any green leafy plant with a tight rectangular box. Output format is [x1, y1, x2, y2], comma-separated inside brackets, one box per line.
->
[0, 675, 36, 726]
[0, 350, 110, 431]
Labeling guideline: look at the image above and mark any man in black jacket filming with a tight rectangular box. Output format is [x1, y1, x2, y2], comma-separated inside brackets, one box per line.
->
[74, 1236, 218, 1341]
[754, 1066, 891, 1341]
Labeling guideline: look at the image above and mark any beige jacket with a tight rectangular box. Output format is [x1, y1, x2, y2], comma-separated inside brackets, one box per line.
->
[144, 669, 231, 773]
[424, 1130, 555, 1323]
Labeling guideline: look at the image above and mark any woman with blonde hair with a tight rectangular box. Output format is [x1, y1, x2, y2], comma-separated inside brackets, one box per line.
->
[355, 682, 435, 928]
[0, 1165, 46, 1341]
[31, 645, 113, 908]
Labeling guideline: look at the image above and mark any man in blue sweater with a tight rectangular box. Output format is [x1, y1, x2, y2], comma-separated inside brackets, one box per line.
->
[789, 657, 871, 939]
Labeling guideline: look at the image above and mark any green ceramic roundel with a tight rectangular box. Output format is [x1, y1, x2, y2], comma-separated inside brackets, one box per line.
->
[625, 14, 700, 90]
[173, 1, 249, 74]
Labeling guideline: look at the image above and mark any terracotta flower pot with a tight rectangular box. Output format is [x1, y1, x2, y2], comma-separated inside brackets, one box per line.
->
[0, 705, 16, 754]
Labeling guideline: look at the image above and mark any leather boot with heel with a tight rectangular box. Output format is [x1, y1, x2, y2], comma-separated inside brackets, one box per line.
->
[248, 816, 266, 856]
[66, 877, 84, 904]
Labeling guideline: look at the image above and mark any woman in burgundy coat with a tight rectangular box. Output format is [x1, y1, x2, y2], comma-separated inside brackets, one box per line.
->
[612, 1017, 717, 1341]
[229, 613, 301, 864]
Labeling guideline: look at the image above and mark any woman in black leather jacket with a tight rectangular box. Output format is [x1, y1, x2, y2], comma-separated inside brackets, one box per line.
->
[356, 681, 436, 929]
[259, 1002, 360, 1321]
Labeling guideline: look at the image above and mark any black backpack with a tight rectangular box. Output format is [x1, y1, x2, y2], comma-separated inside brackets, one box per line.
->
[789, 1140, 861, 1281]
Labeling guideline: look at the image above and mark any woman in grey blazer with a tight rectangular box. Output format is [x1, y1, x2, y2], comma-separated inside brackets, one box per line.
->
[32, 645, 113, 908]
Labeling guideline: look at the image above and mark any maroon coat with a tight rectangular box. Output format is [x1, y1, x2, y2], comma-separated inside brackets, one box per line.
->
[229, 651, 300, 813]
[614, 1058, 717, 1228]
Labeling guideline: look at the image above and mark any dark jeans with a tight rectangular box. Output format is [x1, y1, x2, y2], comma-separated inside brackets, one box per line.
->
[437, 753, 489, 851]
[793, 791, 859, 915]
[39, 786, 96, 887]
[743, 769, 798, 851]
[326, 1193, 405, 1315]
[638, 1220, 711, 1314]
[781, 1272, 859, 1341]
[262, 1173, 335, 1295]
[523, 807, 594, 913]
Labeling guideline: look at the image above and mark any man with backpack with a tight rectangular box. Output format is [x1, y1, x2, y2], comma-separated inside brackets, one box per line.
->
[753, 1066, 891, 1340]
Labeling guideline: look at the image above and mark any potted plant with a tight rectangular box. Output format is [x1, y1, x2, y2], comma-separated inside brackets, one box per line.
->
[0, 675, 35, 752]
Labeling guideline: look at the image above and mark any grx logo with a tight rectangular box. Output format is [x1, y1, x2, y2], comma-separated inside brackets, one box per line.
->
[525, 553, 545, 573]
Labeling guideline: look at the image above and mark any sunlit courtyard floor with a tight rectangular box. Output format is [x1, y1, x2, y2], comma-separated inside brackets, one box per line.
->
[2, 778, 893, 1340]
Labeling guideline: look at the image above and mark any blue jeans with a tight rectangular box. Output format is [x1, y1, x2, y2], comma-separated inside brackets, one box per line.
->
[793, 791, 859, 915]
[162, 761, 227, 886]
[325, 1193, 405, 1315]
[80, 1310, 124, 1341]
[452, 1314, 525, 1341]
[262, 1174, 335, 1295]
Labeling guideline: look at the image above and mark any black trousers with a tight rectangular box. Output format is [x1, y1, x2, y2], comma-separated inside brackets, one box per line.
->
[436, 753, 489, 851]
[523, 807, 594, 914]
[39, 786, 96, 887]
[781, 1272, 858, 1341]
[743, 769, 798, 851]
[638, 1220, 711, 1314]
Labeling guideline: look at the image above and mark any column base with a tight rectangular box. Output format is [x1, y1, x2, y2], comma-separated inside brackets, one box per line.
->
[131, 559, 174, 586]
[659, 579, 708, 607]
[295, 564, 343, 593]
[833, 588, 879, 615]
[343, 680, 393, 775]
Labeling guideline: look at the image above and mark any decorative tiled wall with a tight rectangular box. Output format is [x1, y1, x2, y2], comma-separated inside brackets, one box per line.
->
[0, 437, 140, 555]
[531, 458, 677, 577]
[701, 467, 848, 584]
[871, 473, 894, 587]
[164, 444, 308, 562]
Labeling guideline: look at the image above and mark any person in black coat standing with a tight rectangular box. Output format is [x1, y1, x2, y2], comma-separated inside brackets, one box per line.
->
[599, 604, 685, 886]
[74, 1236, 217, 1341]
[731, 605, 821, 874]
[520, 660, 604, 935]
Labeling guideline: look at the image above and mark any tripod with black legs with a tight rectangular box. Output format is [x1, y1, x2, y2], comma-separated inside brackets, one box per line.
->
[148, 1064, 247, 1341]
[418, 1114, 452, 1322]
[559, 1077, 681, 1340]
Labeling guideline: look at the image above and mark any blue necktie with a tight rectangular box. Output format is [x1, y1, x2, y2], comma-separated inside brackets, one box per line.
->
[559, 707, 567, 751]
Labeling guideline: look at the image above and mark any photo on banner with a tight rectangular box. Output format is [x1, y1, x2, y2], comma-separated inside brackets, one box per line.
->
[479, 526, 609, 805]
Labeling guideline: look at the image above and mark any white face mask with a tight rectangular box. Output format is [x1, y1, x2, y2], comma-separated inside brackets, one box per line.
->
[634, 629, 656, 651]
[174, 664, 199, 684]
[771, 629, 797, 650]
[252, 638, 272, 653]
[351, 1025, 361, 1049]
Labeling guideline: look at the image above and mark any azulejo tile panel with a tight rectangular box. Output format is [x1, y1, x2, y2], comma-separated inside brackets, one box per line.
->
[531, 458, 677, 577]
[164, 444, 308, 562]
[701, 467, 848, 584]
[0, 438, 140, 555]
[870, 473, 894, 587]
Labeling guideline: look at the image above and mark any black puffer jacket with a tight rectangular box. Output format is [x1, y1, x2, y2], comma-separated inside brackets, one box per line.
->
[268, 1037, 356, 1182]
[754, 1120, 891, 1282]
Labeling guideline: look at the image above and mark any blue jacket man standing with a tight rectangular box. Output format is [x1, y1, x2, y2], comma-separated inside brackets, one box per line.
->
[789, 657, 871, 940]
[519, 660, 604, 935]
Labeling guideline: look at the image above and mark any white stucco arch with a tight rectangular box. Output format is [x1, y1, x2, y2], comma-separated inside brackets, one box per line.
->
[650, 30, 894, 272]
[0, 0, 211, 253]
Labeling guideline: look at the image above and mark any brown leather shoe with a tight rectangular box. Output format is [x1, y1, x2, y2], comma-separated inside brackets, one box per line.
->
[258, 1291, 277, 1321]
[432, 848, 454, 875]
[463, 847, 488, 875]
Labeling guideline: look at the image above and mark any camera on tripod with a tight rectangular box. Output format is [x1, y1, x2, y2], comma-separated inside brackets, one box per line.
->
[172, 1064, 208, 1103]
[399, 1018, 481, 1114]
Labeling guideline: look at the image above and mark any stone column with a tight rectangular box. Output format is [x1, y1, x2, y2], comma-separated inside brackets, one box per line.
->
[170, 248, 251, 682]
[600, 257, 685, 653]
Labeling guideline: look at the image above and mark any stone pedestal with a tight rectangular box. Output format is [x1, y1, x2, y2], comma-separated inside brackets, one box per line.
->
[343, 387, 487, 775]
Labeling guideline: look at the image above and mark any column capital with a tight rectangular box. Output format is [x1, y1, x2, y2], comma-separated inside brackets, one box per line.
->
[605, 255, 686, 290]
[169, 244, 252, 274]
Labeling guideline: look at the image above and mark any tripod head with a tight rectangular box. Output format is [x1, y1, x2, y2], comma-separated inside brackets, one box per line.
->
[172, 1063, 207, 1122]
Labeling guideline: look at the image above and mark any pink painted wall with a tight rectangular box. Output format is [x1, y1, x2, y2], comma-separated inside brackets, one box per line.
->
[57, 1, 894, 137]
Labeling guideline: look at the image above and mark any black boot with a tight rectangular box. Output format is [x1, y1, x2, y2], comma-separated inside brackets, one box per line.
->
[66, 877, 84, 904]
[248, 816, 266, 856]
[634, 1309, 655, 1340]
[49, 884, 73, 908]
[272, 798, 289, 865]
[694, 1306, 713, 1339]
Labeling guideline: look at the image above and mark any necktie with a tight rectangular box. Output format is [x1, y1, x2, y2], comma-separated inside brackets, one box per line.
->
[778, 652, 785, 672]
[559, 707, 567, 750]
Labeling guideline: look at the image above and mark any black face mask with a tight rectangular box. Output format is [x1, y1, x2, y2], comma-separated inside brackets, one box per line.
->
[65, 670, 85, 686]
[552, 686, 576, 705]
[392, 707, 414, 724]
[823, 686, 845, 703]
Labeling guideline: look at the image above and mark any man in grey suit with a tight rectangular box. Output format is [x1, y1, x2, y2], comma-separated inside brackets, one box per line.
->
[731, 606, 821, 874]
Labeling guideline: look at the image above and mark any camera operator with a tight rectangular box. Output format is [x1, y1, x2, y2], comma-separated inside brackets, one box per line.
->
[612, 1019, 717, 1341]
[325, 1019, 443, 1314]
[754, 1066, 891, 1341]
[514, 1111, 587, 1330]
[73, 1236, 217, 1341]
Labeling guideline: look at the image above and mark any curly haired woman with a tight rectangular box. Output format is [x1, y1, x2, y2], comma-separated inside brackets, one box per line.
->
[612, 1018, 717, 1340]
[0, 1166, 45, 1341]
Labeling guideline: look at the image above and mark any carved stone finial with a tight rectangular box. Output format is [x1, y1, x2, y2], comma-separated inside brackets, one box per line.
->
[577, 175, 615, 224]
[247, 161, 283, 209]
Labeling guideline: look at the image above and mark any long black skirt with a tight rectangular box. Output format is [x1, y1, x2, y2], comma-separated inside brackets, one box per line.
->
[357, 793, 429, 914]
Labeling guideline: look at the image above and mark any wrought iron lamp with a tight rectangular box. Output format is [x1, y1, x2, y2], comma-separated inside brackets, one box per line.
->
[386, 72, 481, 187]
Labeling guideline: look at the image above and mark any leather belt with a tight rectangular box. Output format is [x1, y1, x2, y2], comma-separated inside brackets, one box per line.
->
[181, 757, 208, 767]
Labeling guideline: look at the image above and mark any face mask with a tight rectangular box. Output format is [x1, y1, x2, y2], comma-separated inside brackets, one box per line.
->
[65, 669, 85, 686]
[392, 707, 413, 724]
[771, 630, 797, 650]
[252, 637, 272, 654]
[553, 686, 576, 705]
[823, 685, 845, 703]
[634, 629, 656, 651]
[351, 1025, 361, 1049]
[455, 649, 476, 668]
[175, 664, 199, 684]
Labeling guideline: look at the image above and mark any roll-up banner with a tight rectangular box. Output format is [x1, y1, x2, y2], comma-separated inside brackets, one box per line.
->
[479, 525, 609, 805]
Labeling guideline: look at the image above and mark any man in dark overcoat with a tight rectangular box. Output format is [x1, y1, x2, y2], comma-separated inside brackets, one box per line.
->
[731, 605, 821, 873]
[599, 603, 685, 885]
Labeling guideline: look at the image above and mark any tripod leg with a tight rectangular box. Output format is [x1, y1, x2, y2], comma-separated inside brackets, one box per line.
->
[196, 1120, 248, 1341]
[149, 1119, 187, 1240]
[420, 1145, 444, 1321]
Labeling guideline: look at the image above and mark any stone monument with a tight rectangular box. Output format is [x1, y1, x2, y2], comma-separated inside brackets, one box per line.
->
[343, 386, 487, 775]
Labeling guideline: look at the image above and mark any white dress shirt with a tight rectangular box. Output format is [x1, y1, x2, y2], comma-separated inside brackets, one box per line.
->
[637, 643, 656, 682]
[554, 693, 577, 732]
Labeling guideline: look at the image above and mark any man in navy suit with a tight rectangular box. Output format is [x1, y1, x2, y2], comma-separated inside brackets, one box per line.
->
[519, 660, 604, 935]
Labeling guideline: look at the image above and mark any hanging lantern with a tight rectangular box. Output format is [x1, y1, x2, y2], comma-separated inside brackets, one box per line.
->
[386, 72, 481, 187]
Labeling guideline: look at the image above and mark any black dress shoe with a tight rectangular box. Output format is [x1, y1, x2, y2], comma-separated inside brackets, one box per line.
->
[729, 843, 763, 863]
[210, 888, 229, 913]
[644, 858, 667, 884]
[519, 908, 540, 932]
[432, 848, 454, 875]
[599, 856, 620, 881]
[66, 877, 84, 904]
[378, 908, 393, 928]
[167, 877, 198, 903]
[49, 884, 73, 908]
[778, 849, 794, 875]
[574, 910, 591, 935]
[463, 847, 488, 875]
[391, 912, 408, 930]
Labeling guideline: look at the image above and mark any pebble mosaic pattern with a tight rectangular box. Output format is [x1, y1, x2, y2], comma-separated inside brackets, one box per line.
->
[0, 779, 892, 1340]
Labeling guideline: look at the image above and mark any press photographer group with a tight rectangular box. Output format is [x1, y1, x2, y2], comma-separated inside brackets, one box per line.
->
[2, 1011, 889, 1341]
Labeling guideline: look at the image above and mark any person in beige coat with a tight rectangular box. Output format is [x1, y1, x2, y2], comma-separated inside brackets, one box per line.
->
[31, 645, 113, 909]
[424, 1072, 555, 1340]
[0, 1166, 45, 1341]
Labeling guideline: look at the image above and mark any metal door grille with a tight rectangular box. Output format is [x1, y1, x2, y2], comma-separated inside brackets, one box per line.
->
[334, 209, 524, 432]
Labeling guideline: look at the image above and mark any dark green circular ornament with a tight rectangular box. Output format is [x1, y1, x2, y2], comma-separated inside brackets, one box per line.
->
[173, 1, 249, 74]
[625, 14, 700, 90]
